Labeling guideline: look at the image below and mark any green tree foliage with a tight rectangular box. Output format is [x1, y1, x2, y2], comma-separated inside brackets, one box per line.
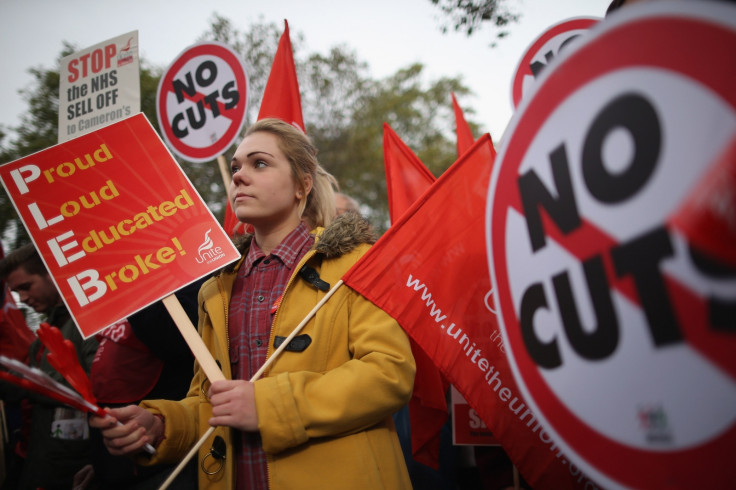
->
[430, 0, 520, 44]
[0, 14, 479, 244]
[311, 63, 474, 230]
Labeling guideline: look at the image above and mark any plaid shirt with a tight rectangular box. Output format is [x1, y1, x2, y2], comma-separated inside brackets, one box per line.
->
[228, 222, 314, 490]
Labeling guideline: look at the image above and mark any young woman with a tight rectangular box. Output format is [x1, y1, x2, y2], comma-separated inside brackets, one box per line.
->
[91, 119, 416, 489]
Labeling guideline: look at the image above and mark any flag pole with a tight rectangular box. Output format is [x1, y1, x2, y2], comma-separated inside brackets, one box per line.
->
[158, 280, 345, 490]
[216, 155, 231, 190]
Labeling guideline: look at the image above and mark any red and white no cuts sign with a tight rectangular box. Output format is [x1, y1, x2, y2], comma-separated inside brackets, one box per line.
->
[156, 42, 248, 163]
[486, 3, 736, 489]
[510, 17, 599, 110]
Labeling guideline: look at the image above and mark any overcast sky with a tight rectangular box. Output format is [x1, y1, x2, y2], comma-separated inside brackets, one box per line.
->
[1, 0, 610, 145]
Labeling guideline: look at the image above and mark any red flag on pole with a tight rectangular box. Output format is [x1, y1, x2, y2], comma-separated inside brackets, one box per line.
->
[383, 123, 449, 469]
[383, 123, 436, 223]
[0, 244, 35, 362]
[452, 92, 476, 157]
[257, 19, 305, 133]
[344, 134, 593, 489]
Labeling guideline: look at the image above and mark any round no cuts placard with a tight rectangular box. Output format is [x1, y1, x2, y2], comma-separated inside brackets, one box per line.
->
[486, 2, 736, 489]
[156, 42, 248, 163]
[510, 17, 599, 111]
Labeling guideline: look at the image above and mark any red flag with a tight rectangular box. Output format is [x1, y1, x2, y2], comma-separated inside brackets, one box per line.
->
[383, 123, 449, 469]
[257, 20, 305, 133]
[0, 244, 35, 362]
[383, 123, 436, 223]
[669, 132, 736, 265]
[344, 135, 594, 489]
[452, 92, 475, 157]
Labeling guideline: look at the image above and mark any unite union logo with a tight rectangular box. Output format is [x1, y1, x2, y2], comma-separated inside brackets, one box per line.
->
[195, 228, 226, 265]
[638, 403, 672, 445]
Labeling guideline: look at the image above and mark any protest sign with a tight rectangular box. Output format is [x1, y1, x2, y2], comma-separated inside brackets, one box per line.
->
[510, 18, 598, 110]
[156, 42, 248, 163]
[487, 3, 736, 488]
[0, 113, 240, 339]
[58, 31, 140, 143]
[451, 387, 499, 446]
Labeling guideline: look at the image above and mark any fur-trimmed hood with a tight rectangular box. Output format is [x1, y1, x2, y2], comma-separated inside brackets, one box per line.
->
[223, 211, 376, 273]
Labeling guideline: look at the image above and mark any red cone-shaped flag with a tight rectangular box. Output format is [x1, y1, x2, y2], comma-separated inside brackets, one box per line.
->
[383, 123, 436, 223]
[257, 19, 305, 132]
[452, 92, 476, 157]
[0, 243, 35, 362]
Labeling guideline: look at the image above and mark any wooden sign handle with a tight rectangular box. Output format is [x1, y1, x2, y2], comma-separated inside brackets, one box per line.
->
[162, 294, 224, 383]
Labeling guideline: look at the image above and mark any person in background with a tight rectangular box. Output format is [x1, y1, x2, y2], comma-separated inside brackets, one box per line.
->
[91, 118, 416, 489]
[0, 243, 98, 490]
[334, 192, 360, 216]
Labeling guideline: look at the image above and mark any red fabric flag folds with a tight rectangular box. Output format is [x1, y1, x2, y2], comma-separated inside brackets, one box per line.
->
[383, 123, 436, 223]
[0, 244, 35, 362]
[257, 19, 305, 132]
[383, 123, 449, 469]
[344, 134, 590, 489]
[452, 92, 476, 157]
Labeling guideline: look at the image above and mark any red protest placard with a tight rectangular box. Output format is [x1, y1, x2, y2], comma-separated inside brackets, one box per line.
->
[451, 387, 499, 446]
[488, 3, 736, 488]
[510, 17, 599, 111]
[156, 42, 248, 163]
[0, 113, 240, 338]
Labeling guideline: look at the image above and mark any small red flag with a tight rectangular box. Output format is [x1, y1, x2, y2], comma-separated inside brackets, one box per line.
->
[383, 123, 449, 469]
[344, 135, 592, 489]
[0, 244, 35, 362]
[257, 20, 305, 133]
[452, 92, 476, 157]
[383, 123, 436, 223]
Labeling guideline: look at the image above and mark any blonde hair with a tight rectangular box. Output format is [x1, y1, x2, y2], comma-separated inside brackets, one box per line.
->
[245, 119, 337, 228]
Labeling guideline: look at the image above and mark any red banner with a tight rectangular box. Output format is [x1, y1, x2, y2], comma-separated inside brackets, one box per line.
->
[383, 123, 436, 223]
[257, 20, 305, 132]
[344, 135, 597, 489]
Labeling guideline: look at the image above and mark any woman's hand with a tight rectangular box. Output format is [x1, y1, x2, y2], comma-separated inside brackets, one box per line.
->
[208, 379, 259, 431]
[89, 405, 163, 456]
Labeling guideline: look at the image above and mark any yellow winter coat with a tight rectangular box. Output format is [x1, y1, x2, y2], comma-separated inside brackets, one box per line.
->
[140, 214, 416, 489]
